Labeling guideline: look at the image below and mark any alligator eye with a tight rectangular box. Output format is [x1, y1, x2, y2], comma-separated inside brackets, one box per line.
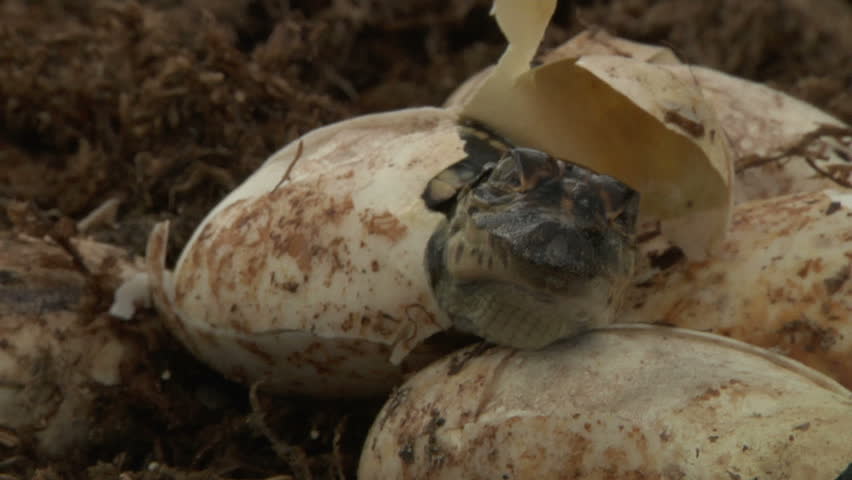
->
[513, 148, 561, 191]
[605, 188, 639, 232]
[590, 176, 638, 220]
[470, 182, 514, 207]
[488, 154, 522, 189]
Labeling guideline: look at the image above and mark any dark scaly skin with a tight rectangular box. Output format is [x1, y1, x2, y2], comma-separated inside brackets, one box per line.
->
[424, 127, 639, 349]
[422, 122, 513, 213]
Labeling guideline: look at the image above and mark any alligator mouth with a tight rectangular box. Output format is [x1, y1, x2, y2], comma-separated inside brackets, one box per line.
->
[442, 276, 614, 349]
[445, 224, 609, 297]
[494, 218, 603, 272]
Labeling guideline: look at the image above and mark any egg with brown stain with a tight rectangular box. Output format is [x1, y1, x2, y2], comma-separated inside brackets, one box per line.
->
[359, 325, 852, 479]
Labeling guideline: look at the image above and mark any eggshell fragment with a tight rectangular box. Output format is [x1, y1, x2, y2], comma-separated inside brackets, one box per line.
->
[359, 325, 852, 479]
[148, 108, 470, 397]
[457, 1, 734, 258]
[539, 29, 681, 65]
[0, 233, 150, 457]
[551, 31, 852, 204]
[479, 28, 852, 205]
[623, 189, 852, 388]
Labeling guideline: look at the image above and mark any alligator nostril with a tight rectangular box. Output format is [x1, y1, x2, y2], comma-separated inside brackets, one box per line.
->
[516, 221, 595, 270]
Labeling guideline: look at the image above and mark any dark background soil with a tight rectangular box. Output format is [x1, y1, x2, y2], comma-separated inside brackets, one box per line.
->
[1, 0, 850, 478]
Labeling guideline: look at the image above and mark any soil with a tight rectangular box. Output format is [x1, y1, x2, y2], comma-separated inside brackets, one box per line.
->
[0, 0, 850, 478]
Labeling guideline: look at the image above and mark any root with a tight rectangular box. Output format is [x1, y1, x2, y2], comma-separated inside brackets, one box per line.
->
[735, 124, 852, 189]
[249, 382, 313, 480]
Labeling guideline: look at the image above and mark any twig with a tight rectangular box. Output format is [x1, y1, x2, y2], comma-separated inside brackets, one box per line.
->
[804, 156, 852, 189]
[76, 197, 122, 233]
[273, 140, 305, 192]
[735, 124, 851, 175]
[249, 381, 313, 480]
[332, 415, 349, 480]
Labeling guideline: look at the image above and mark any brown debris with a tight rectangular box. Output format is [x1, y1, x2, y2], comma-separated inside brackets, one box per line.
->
[361, 210, 409, 243]
[249, 382, 313, 480]
[273, 140, 305, 193]
[824, 266, 851, 296]
[735, 125, 852, 180]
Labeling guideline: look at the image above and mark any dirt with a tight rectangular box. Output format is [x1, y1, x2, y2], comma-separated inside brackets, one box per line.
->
[0, 0, 850, 478]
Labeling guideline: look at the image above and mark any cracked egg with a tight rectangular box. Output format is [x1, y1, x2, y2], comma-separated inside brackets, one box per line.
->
[141, 0, 736, 396]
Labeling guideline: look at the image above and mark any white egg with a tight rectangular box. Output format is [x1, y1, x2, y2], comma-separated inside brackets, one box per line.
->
[359, 325, 852, 479]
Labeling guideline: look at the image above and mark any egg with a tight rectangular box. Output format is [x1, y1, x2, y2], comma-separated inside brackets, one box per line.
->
[359, 325, 852, 479]
[0, 232, 151, 457]
[624, 189, 852, 388]
[448, 28, 850, 205]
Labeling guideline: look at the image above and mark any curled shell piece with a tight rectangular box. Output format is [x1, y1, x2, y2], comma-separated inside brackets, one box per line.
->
[456, 1, 734, 258]
[552, 30, 852, 204]
[452, 25, 852, 251]
[461, 28, 851, 205]
[0, 233, 149, 457]
[359, 325, 852, 479]
[624, 189, 852, 388]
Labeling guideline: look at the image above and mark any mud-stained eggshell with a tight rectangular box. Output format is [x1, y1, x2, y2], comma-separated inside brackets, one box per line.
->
[445, 30, 680, 108]
[465, 28, 851, 205]
[359, 325, 852, 479]
[147, 108, 471, 397]
[0, 233, 150, 457]
[623, 189, 852, 388]
[539, 29, 681, 65]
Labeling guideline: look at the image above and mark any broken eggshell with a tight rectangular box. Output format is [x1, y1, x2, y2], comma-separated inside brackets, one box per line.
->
[358, 325, 852, 479]
[624, 189, 852, 388]
[450, 29, 851, 205]
[560, 31, 851, 204]
[455, 3, 734, 259]
[145, 0, 734, 396]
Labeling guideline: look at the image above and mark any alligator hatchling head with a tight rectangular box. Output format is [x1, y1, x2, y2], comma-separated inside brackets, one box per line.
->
[424, 129, 639, 349]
